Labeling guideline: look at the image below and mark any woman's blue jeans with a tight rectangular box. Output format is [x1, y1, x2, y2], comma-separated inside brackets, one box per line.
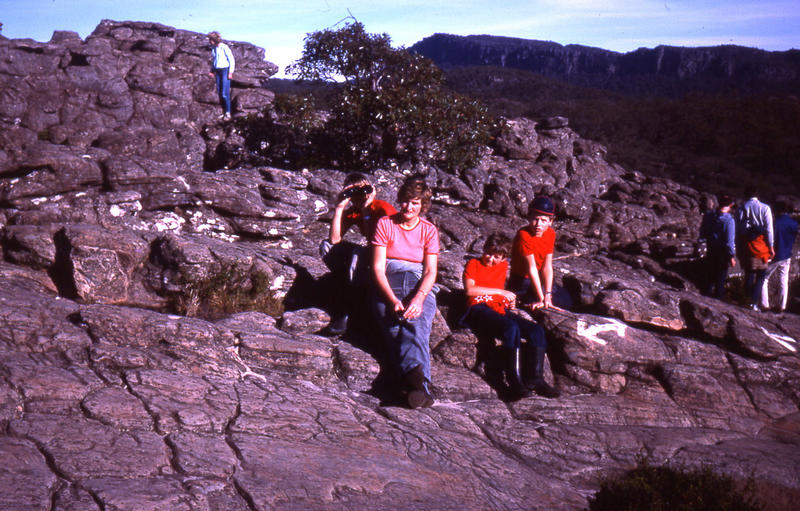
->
[214, 67, 231, 114]
[373, 260, 436, 382]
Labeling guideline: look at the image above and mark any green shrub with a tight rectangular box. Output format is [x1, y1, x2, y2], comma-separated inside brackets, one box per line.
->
[588, 460, 762, 511]
[169, 263, 283, 321]
[284, 20, 492, 172]
[234, 92, 325, 168]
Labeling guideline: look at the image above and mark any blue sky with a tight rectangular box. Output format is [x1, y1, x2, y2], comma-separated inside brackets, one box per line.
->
[2, 0, 798, 77]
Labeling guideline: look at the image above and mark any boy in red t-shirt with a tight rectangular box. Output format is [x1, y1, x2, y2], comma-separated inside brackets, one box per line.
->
[509, 196, 572, 311]
[330, 174, 397, 246]
[320, 173, 397, 335]
[463, 233, 560, 398]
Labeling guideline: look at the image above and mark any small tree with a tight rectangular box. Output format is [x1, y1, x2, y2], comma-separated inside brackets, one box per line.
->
[286, 20, 492, 171]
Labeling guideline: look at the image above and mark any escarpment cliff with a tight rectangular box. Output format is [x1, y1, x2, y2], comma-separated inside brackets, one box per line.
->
[410, 33, 800, 97]
[1, 21, 799, 511]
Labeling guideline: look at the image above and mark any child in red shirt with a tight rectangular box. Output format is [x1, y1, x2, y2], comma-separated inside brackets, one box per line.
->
[509, 196, 572, 310]
[320, 172, 397, 335]
[463, 233, 559, 398]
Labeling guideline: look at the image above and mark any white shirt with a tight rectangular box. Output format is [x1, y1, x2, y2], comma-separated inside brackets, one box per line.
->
[211, 42, 235, 73]
[737, 197, 774, 247]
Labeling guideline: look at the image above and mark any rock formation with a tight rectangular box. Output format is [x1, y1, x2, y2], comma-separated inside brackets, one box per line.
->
[410, 33, 800, 97]
[1, 20, 799, 511]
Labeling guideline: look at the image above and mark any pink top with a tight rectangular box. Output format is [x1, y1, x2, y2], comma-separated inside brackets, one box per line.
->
[372, 215, 440, 263]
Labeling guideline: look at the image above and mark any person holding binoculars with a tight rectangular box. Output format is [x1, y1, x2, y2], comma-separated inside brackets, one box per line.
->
[320, 173, 397, 335]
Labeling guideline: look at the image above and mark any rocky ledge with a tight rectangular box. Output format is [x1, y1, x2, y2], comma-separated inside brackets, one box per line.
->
[1, 20, 799, 511]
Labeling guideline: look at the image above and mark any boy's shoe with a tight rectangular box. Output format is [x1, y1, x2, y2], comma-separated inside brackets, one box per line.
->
[320, 314, 348, 337]
[530, 380, 561, 398]
[523, 345, 560, 398]
[222, 112, 232, 120]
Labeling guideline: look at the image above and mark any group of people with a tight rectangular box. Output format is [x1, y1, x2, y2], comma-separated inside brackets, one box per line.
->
[315, 175, 798, 410]
[321, 173, 565, 409]
[699, 187, 798, 312]
[208, 27, 797, 317]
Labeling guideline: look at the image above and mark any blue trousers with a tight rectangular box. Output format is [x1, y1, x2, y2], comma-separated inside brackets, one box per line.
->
[319, 239, 369, 286]
[507, 274, 573, 310]
[373, 260, 436, 382]
[463, 304, 546, 350]
[745, 268, 767, 305]
[319, 240, 369, 317]
[214, 67, 231, 114]
[703, 247, 731, 299]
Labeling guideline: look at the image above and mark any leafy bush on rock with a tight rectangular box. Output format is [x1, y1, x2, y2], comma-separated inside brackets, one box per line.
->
[236, 93, 324, 168]
[271, 20, 492, 172]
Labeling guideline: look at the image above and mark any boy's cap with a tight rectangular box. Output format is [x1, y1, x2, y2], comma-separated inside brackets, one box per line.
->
[529, 196, 555, 216]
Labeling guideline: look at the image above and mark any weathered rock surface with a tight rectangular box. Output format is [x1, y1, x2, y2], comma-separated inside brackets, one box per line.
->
[1, 20, 799, 511]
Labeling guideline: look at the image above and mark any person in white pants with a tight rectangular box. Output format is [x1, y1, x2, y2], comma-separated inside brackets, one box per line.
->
[761, 201, 798, 312]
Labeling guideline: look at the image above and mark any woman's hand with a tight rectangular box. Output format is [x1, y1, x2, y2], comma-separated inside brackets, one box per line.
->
[403, 294, 425, 319]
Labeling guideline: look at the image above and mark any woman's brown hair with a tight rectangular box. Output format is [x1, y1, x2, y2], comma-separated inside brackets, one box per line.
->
[397, 176, 432, 214]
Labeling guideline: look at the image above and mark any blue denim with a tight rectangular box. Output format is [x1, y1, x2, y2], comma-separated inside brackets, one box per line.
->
[745, 268, 767, 306]
[319, 239, 369, 286]
[373, 259, 437, 382]
[463, 304, 546, 350]
[214, 67, 231, 114]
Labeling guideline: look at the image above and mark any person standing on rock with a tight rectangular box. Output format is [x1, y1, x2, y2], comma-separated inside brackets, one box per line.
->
[698, 194, 737, 299]
[462, 232, 560, 399]
[736, 187, 774, 311]
[508, 196, 572, 311]
[760, 200, 798, 313]
[372, 176, 439, 409]
[207, 31, 235, 120]
[319, 173, 396, 335]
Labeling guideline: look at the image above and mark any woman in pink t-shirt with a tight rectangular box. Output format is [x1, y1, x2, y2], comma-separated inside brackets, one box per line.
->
[372, 176, 439, 409]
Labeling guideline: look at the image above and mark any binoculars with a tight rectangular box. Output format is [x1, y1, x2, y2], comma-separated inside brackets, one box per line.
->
[341, 184, 374, 199]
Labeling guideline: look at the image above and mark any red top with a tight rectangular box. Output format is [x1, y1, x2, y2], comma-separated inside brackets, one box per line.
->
[510, 226, 555, 277]
[463, 258, 511, 315]
[342, 199, 397, 240]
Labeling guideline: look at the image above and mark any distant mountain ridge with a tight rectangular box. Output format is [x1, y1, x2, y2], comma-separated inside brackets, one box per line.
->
[410, 33, 800, 97]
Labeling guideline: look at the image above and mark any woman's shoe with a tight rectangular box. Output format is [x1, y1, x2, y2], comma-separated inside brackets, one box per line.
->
[404, 366, 434, 408]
